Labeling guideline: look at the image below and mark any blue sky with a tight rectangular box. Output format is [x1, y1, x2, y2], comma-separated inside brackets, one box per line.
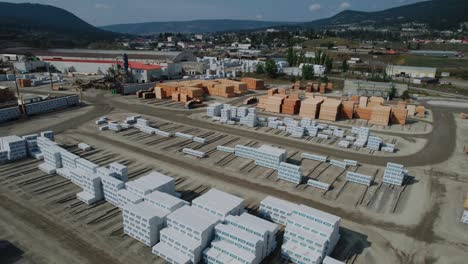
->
[5, 0, 425, 26]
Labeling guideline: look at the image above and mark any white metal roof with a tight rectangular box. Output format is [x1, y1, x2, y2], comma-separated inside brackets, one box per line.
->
[192, 189, 244, 215]
[237, 212, 279, 234]
[144, 191, 187, 210]
[210, 240, 256, 263]
[294, 204, 341, 226]
[261, 196, 297, 211]
[167, 206, 219, 233]
[124, 201, 170, 220]
[152, 242, 191, 264]
[160, 227, 199, 251]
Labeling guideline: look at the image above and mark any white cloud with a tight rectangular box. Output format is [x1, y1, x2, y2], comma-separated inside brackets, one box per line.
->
[309, 4, 321, 12]
[339, 2, 351, 9]
[256, 14, 263, 20]
[95, 3, 111, 9]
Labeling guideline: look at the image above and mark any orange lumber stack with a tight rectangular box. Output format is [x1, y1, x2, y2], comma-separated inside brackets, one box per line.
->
[369, 106, 392, 126]
[172, 92, 180, 102]
[288, 93, 300, 100]
[416, 106, 426, 118]
[359, 96, 368, 108]
[355, 107, 372, 120]
[279, 88, 288, 95]
[326, 83, 333, 92]
[268, 88, 278, 96]
[306, 82, 313, 93]
[299, 98, 324, 119]
[241, 78, 264, 90]
[179, 93, 189, 103]
[211, 84, 235, 97]
[219, 79, 248, 94]
[461, 113, 468, 119]
[341, 101, 355, 119]
[265, 96, 284, 113]
[294, 81, 301, 90]
[282, 98, 301, 115]
[179, 86, 204, 99]
[257, 96, 268, 109]
[368, 96, 385, 108]
[391, 107, 408, 125]
[19, 79, 32, 87]
[319, 84, 326, 94]
[319, 99, 342, 121]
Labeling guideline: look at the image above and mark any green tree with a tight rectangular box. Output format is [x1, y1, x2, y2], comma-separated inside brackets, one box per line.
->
[287, 48, 295, 66]
[302, 65, 315, 80]
[342, 60, 349, 73]
[401, 90, 411, 100]
[255, 63, 265, 74]
[389, 86, 397, 100]
[325, 58, 333, 74]
[265, 59, 278, 78]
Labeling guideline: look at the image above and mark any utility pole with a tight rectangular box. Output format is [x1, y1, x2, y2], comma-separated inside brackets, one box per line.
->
[12, 66, 26, 116]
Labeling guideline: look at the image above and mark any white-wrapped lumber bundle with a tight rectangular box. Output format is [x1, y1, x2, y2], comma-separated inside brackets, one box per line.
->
[217, 146, 235, 153]
[175, 132, 194, 140]
[182, 148, 206, 158]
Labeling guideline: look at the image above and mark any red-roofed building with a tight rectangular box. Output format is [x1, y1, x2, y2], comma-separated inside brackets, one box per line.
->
[42, 58, 165, 83]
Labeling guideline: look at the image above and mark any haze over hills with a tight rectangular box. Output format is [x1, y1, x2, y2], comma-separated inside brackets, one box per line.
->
[302, 0, 467, 30]
[102, 0, 466, 34]
[100, 20, 298, 35]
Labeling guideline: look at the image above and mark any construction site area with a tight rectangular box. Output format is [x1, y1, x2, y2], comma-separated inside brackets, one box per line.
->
[1, 77, 468, 264]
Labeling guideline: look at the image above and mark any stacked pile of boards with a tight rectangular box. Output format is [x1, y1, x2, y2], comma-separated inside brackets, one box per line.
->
[369, 106, 392, 126]
[240, 77, 264, 90]
[318, 99, 342, 121]
[299, 98, 324, 119]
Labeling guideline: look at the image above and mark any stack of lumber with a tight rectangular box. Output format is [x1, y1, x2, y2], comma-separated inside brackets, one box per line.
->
[241, 78, 264, 90]
[268, 88, 278, 96]
[288, 93, 300, 100]
[306, 82, 313, 93]
[294, 81, 301, 90]
[355, 107, 372, 120]
[265, 96, 284, 113]
[171, 92, 180, 102]
[319, 99, 342, 121]
[299, 98, 324, 119]
[179, 86, 204, 99]
[279, 88, 288, 95]
[407, 105, 417, 116]
[257, 96, 268, 109]
[369, 106, 392, 126]
[18, 79, 32, 87]
[282, 98, 301, 115]
[368, 96, 385, 108]
[142, 92, 155, 99]
[461, 113, 468, 119]
[219, 79, 248, 94]
[0, 87, 15, 102]
[391, 107, 408, 125]
[341, 101, 355, 119]
[319, 84, 326, 94]
[327, 83, 333, 92]
[359, 97, 368, 108]
[416, 106, 426, 118]
[209, 84, 235, 97]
